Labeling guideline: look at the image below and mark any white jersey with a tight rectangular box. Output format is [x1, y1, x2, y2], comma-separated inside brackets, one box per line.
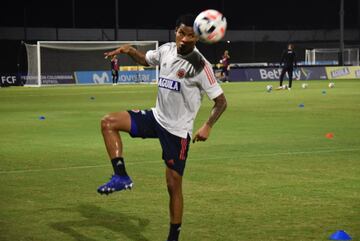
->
[145, 42, 223, 138]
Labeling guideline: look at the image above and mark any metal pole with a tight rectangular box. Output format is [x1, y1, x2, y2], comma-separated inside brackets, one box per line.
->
[339, 0, 344, 66]
[358, 0, 360, 29]
[72, 0, 76, 28]
[115, 0, 119, 40]
[23, 5, 27, 41]
[252, 25, 256, 62]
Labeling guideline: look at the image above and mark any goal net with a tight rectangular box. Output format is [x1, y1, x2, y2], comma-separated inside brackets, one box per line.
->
[305, 48, 359, 66]
[24, 41, 158, 86]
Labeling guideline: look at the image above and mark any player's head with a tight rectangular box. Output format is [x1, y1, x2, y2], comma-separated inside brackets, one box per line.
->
[175, 14, 198, 55]
[288, 44, 294, 50]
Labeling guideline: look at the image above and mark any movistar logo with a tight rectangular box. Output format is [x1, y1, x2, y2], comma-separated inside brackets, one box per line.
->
[93, 72, 109, 84]
[158, 77, 181, 92]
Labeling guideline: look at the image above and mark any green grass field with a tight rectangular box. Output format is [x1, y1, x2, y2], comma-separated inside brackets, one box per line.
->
[1, 80, 359, 241]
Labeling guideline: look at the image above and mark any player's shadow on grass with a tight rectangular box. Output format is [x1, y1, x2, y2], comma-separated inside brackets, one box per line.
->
[50, 204, 150, 241]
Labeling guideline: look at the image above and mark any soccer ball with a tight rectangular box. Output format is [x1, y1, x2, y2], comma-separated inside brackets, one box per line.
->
[328, 82, 335, 88]
[193, 9, 227, 44]
[266, 85, 273, 92]
[301, 83, 308, 89]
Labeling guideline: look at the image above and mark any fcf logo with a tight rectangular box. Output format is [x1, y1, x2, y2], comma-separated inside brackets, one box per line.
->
[1, 75, 17, 84]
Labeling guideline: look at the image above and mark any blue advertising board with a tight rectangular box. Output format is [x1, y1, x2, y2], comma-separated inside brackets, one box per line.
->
[229, 67, 328, 82]
[75, 70, 156, 84]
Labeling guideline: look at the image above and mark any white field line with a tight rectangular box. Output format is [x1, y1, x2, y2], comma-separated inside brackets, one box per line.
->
[0, 147, 359, 174]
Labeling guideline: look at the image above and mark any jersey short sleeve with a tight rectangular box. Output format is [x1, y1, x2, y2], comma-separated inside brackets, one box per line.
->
[145, 49, 159, 66]
[198, 61, 224, 100]
[145, 43, 173, 67]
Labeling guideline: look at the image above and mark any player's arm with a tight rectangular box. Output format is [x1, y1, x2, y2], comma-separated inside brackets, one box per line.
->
[104, 45, 149, 66]
[193, 93, 227, 143]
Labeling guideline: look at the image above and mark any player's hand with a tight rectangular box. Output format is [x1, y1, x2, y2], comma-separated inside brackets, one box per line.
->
[192, 123, 212, 143]
[104, 52, 114, 59]
[104, 45, 133, 58]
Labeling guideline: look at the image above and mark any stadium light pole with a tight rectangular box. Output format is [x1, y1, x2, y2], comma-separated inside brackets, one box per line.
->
[72, 0, 76, 28]
[358, 0, 360, 28]
[23, 5, 27, 41]
[115, 0, 119, 40]
[339, 0, 344, 66]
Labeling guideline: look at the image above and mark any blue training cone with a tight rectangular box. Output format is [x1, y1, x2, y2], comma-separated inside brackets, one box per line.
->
[39, 116, 46, 120]
[329, 230, 352, 240]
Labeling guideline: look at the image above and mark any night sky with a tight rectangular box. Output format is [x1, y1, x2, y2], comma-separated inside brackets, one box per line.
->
[1, 0, 359, 29]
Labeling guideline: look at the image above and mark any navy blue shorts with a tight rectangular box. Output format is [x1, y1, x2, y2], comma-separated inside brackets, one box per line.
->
[127, 109, 190, 176]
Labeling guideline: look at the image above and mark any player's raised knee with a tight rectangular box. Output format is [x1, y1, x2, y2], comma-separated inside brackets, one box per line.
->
[101, 114, 115, 130]
[101, 112, 130, 132]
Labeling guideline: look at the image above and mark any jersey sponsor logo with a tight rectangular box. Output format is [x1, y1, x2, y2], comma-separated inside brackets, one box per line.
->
[177, 68, 186, 78]
[158, 77, 181, 92]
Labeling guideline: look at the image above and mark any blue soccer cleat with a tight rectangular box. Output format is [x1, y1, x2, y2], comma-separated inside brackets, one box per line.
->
[97, 174, 133, 195]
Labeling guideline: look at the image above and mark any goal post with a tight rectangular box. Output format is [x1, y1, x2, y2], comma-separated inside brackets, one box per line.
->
[24, 41, 159, 87]
[305, 48, 359, 66]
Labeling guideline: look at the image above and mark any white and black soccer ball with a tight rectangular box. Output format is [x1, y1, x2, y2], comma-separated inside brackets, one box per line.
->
[266, 85, 273, 92]
[193, 9, 227, 44]
[328, 82, 335, 88]
[301, 83, 308, 89]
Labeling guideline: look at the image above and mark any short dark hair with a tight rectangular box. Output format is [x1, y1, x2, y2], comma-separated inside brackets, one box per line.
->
[175, 14, 196, 28]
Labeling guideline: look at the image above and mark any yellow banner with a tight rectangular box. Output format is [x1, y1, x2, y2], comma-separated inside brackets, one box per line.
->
[120, 66, 145, 71]
[326, 66, 360, 79]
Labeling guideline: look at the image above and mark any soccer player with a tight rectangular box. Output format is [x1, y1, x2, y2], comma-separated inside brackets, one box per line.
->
[98, 14, 227, 241]
[220, 50, 230, 82]
[110, 55, 119, 85]
[278, 43, 297, 90]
